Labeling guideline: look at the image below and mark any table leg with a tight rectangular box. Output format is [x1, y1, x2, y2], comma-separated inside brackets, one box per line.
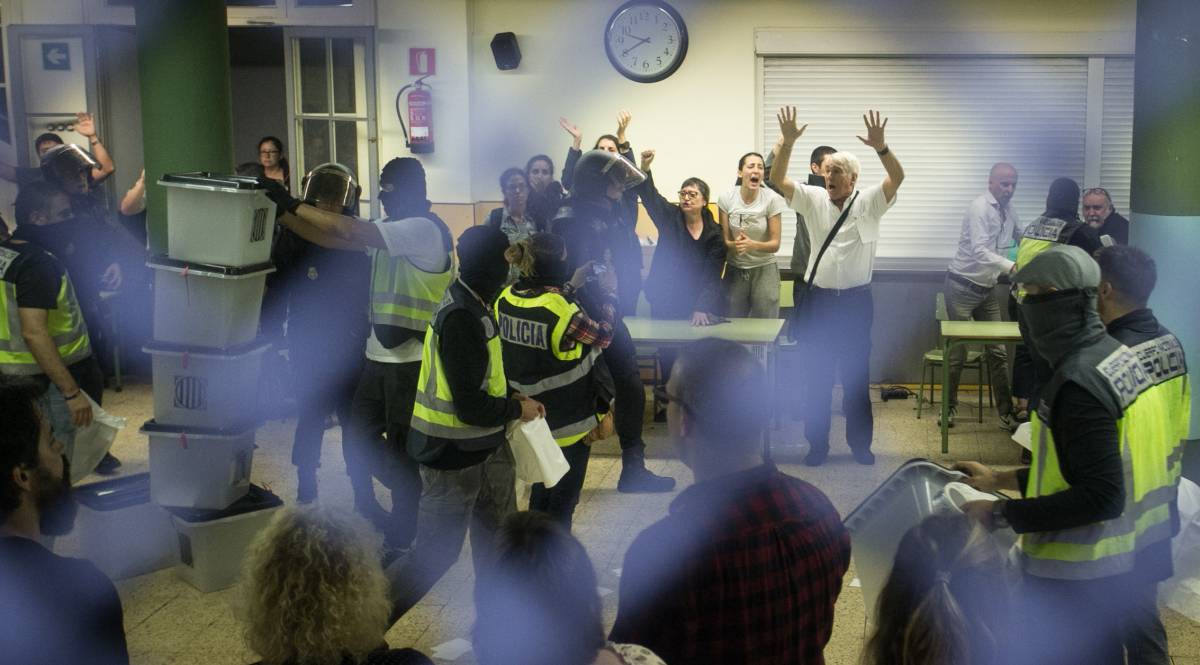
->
[941, 338, 953, 454]
[764, 342, 775, 463]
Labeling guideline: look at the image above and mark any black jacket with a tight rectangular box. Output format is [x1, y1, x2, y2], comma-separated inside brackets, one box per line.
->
[635, 171, 725, 318]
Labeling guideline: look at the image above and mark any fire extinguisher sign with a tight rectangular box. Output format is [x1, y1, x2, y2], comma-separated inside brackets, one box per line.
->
[410, 48, 436, 76]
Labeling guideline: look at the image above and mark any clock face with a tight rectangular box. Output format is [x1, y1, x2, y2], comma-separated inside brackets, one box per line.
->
[604, 0, 688, 83]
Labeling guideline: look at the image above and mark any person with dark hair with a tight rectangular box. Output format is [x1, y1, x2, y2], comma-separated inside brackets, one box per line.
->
[1010, 177, 1104, 418]
[553, 148, 675, 493]
[0, 112, 116, 187]
[941, 163, 1023, 430]
[238, 136, 291, 190]
[1095, 244, 1190, 664]
[474, 511, 664, 665]
[1082, 187, 1130, 245]
[266, 163, 370, 504]
[0, 381, 129, 664]
[770, 107, 905, 467]
[611, 338, 850, 664]
[956, 245, 1187, 665]
[863, 514, 1016, 665]
[525, 153, 565, 225]
[3, 182, 120, 476]
[719, 151, 788, 319]
[498, 233, 617, 526]
[385, 225, 545, 624]
[262, 156, 453, 553]
[634, 148, 724, 394]
[486, 167, 545, 284]
[557, 113, 643, 316]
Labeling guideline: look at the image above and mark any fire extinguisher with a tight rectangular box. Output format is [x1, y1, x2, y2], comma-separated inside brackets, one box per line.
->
[396, 74, 434, 154]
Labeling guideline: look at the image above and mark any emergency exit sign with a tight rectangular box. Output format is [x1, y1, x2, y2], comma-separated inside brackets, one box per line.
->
[42, 43, 70, 71]
[409, 48, 436, 76]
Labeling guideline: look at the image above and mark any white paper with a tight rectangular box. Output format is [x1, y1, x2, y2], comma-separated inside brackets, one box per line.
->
[1011, 421, 1032, 451]
[430, 637, 473, 661]
[507, 418, 570, 488]
[849, 578, 861, 588]
[70, 394, 125, 484]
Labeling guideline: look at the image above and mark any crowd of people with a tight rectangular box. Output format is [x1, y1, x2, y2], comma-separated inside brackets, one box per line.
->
[0, 101, 1191, 665]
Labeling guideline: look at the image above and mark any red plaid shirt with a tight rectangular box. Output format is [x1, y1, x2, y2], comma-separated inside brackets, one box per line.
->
[610, 464, 851, 665]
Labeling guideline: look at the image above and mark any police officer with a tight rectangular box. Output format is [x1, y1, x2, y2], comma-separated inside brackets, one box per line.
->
[497, 232, 617, 527]
[269, 163, 370, 503]
[264, 157, 453, 553]
[1095, 245, 1190, 662]
[1, 182, 104, 472]
[389, 225, 544, 623]
[553, 149, 674, 493]
[956, 245, 1186, 665]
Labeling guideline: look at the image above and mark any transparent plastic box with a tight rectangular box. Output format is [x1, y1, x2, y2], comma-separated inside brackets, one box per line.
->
[144, 339, 270, 430]
[141, 420, 256, 510]
[159, 172, 277, 267]
[166, 485, 282, 592]
[149, 257, 274, 349]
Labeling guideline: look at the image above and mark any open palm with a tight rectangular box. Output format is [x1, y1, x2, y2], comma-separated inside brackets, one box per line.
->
[856, 110, 888, 151]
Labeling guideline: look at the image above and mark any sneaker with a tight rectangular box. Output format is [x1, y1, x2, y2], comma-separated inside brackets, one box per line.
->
[998, 413, 1019, 433]
[94, 452, 121, 475]
[618, 458, 675, 493]
[938, 406, 957, 428]
[851, 448, 876, 466]
[804, 445, 829, 467]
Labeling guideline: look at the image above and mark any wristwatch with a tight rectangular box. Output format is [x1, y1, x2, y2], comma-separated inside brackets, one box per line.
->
[991, 500, 1010, 529]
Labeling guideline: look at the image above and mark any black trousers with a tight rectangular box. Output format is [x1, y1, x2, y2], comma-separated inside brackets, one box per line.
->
[288, 326, 362, 473]
[529, 440, 592, 528]
[603, 317, 645, 454]
[348, 359, 423, 549]
[1020, 573, 1130, 665]
[801, 286, 874, 453]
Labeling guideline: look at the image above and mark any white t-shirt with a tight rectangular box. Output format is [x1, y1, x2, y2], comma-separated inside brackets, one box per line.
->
[717, 186, 789, 270]
[364, 216, 452, 364]
[788, 182, 895, 290]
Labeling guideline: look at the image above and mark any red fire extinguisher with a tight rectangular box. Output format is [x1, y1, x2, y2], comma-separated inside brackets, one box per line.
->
[396, 74, 434, 154]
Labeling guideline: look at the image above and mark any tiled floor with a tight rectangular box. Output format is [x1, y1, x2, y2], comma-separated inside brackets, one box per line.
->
[55, 381, 1199, 664]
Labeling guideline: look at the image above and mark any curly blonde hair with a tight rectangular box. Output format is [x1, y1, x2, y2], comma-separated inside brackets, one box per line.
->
[241, 505, 391, 665]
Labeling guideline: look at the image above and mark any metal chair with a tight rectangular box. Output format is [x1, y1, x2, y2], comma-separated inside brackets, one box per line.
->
[917, 292, 991, 421]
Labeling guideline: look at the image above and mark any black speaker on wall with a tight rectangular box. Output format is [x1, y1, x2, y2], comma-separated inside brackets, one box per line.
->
[491, 32, 522, 70]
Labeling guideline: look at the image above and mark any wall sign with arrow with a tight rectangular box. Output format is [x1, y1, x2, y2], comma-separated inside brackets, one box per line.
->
[42, 42, 71, 71]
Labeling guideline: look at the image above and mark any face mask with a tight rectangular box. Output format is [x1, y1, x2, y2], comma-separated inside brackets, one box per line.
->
[1017, 290, 1101, 366]
[36, 455, 77, 537]
[17, 218, 82, 257]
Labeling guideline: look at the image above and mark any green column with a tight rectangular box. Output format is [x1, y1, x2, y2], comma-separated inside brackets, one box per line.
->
[1131, 0, 1200, 448]
[134, 0, 234, 255]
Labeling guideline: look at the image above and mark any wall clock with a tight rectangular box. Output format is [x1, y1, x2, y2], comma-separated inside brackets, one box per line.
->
[604, 0, 688, 83]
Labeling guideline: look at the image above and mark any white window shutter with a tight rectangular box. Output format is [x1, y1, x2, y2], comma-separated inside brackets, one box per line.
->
[1099, 58, 1134, 214]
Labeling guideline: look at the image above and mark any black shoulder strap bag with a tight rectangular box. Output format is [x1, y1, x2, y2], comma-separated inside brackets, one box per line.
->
[788, 191, 859, 339]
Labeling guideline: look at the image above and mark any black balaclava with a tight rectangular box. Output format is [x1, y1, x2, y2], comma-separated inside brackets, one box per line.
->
[1044, 177, 1081, 222]
[1019, 289, 1107, 367]
[379, 157, 432, 218]
[456, 226, 511, 303]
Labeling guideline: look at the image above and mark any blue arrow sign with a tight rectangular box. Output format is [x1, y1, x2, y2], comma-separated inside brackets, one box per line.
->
[42, 43, 70, 71]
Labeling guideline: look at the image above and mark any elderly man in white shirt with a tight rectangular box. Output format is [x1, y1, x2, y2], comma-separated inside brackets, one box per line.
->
[770, 107, 904, 467]
[943, 163, 1022, 430]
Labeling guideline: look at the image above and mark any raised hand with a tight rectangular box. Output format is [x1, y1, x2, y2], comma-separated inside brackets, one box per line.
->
[777, 106, 807, 144]
[559, 117, 583, 149]
[639, 149, 655, 172]
[616, 110, 632, 144]
[74, 112, 96, 138]
[856, 109, 888, 151]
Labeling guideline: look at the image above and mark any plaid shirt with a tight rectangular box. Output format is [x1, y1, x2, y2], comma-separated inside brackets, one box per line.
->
[610, 464, 851, 665]
[512, 283, 616, 350]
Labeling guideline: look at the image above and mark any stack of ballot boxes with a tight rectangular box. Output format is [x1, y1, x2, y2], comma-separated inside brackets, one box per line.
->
[142, 173, 284, 591]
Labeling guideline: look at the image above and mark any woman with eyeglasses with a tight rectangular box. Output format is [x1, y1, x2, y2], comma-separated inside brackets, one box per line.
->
[634, 149, 725, 397]
[238, 135, 291, 190]
[718, 152, 789, 319]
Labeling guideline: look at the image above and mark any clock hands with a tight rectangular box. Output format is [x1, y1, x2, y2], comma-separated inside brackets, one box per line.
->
[621, 35, 651, 57]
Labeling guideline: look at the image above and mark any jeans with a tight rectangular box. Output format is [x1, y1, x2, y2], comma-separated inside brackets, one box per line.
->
[349, 359, 423, 549]
[604, 318, 646, 455]
[801, 287, 873, 453]
[944, 275, 1013, 415]
[40, 356, 105, 465]
[724, 263, 781, 319]
[1020, 573, 1128, 665]
[386, 441, 516, 623]
[530, 440, 592, 528]
[1121, 580, 1171, 665]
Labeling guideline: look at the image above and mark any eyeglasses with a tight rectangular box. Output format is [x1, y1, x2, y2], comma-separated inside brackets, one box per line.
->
[677, 190, 702, 201]
[1083, 187, 1111, 198]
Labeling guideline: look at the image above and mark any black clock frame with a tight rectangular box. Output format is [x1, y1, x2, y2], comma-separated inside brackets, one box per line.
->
[603, 0, 689, 83]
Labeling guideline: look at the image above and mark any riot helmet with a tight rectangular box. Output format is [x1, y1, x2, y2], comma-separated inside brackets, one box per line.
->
[301, 162, 360, 212]
[40, 144, 98, 192]
[571, 149, 644, 201]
